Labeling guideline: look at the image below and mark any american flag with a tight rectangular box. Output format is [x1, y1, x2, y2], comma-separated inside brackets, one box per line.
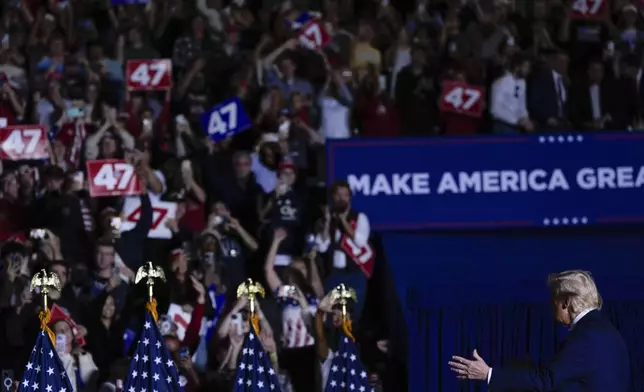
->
[123, 310, 182, 392]
[233, 329, 282, 392]
[17, 331, 74, 392]
[324, 332, 374, 392]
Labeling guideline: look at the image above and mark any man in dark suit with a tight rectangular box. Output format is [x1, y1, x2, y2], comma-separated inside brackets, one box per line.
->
[528, 49, 571, 131]
[449, 270, 630, 392]
[570, 60, 613, 131]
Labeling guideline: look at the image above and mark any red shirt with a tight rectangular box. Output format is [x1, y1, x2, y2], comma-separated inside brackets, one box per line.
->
[0, 100, 19, 126]
[180, 197, 206, 233]
[356, 95, 401, 137]
[440, 112, 481, 136]
[0, 198, 26, 240]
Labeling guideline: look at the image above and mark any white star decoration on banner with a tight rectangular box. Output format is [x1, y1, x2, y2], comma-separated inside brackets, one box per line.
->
[543, 216, 589, 226]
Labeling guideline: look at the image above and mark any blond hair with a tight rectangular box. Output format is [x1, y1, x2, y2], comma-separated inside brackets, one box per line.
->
[547, 270, 603, 317]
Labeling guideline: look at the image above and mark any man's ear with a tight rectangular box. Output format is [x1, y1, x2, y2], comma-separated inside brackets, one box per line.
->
[561, 299, 570, 309]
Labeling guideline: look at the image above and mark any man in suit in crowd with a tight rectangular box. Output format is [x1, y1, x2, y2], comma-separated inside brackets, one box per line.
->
[569, 59, 614, 131]
[528, 49, 571, 131]
[448, 270, 630, 391]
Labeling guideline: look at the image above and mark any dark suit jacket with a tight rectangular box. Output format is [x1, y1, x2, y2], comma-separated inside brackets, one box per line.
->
[569, 80, 614, 130]
[489, 310, 630, 392]
[528, 70, 569, 128]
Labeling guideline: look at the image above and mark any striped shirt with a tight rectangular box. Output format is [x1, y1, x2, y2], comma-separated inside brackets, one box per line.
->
[276, 287, 318, 348]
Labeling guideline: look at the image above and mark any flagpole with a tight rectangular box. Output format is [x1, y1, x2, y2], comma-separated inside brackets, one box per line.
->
[134, 261, 166, 322]
[29, 269, 61, 343]
[236, 278, 265, 333]
[331, 284, 357, 341]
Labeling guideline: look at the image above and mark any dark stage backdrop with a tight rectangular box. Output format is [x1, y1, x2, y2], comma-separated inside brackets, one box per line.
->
[381, 225, 644, 392]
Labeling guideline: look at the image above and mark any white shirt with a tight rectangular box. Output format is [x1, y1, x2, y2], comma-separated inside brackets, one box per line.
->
[196, 0, 224, 34]
[250, 153, 277, 193]
[319, 96, 352, 140]
[552, 70, 567, 104]
[490, 73, 529, 126]
[487, 308, 598, 383]
[315, 212, 370, 268]
[589, 84, 602, 119]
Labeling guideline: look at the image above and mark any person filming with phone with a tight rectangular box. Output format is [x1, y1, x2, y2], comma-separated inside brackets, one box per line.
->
[315, 180, 372, 324]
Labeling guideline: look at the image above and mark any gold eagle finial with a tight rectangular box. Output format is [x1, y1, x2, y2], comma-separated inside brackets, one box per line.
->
[135, 261, 166, 302]
[30, 269, 61, 310]
[330, 284, 357, 322]
[236, 278, 265, 316]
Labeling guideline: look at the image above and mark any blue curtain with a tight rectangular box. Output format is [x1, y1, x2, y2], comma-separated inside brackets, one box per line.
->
[406, 297, 644, 392]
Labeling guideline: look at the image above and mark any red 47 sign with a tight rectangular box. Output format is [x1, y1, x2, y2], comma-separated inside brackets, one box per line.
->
[86, 159, 142, 197]
[571, 0, 606, 18]
[439, 81, 486, 118]
[298, 21, 331, 50]
[126, 59, 172, 91]
[0, 125, 49, 160]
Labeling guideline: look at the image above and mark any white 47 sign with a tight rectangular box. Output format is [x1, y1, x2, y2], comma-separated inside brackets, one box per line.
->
[126, 59, 172, 90]
[444, 87, 481, 110]
[572, 0, 604, 17]
[3, 129, 41, 155]
[440, 82, 485, 117]
[86, 159, 142, 197]
[208, 102, 238, 136]
[0, 125, 48, 160]
[93, 163, 135, 191]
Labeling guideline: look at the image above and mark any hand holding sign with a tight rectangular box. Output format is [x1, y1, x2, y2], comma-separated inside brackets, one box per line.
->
[439, 81, 485, 118]
[126, 59, 172, 90]
[0, 125, 49, 160]
[121, 199, 177, 239]
[200, 97, 252, 142]
[86, 159, 143, 197]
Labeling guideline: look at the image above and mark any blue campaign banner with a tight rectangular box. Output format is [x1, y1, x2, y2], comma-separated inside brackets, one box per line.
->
[327, 133, 644, 230]
[200, 97, 251, 142]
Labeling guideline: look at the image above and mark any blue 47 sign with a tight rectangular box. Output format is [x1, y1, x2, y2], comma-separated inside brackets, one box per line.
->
[200, 97, 252, 142]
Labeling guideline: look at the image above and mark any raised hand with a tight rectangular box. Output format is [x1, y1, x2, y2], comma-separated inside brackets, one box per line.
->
[449, 349, 490, 381]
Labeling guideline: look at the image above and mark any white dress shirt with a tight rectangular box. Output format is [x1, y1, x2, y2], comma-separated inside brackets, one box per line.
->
[589, 84, 602, 120]
[315, 212, 370, 268]
[552, 70, 567, 104]
[490, 72, 529, 126]
[487, 308, 598, 383]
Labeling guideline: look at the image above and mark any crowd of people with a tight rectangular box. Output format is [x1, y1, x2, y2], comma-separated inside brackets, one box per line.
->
[1, 0, 644, 391]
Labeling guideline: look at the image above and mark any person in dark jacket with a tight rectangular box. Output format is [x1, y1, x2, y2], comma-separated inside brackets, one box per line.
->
[98, 192, 152, 271]
[449, 270, 630, 392]
[84, 292, 125, 384]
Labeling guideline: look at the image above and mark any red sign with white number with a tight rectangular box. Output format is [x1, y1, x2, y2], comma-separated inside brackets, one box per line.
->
[126, 59, 172, 91]
[0, 125, 49, 160]
[571, 0, 606, 19]
[439, 81, 486, 118]
[86, 159, 142, 197]
[298, 21, 331, 50]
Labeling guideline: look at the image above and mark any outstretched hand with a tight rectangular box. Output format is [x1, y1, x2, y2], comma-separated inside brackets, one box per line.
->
[448, 349, 490, 381]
